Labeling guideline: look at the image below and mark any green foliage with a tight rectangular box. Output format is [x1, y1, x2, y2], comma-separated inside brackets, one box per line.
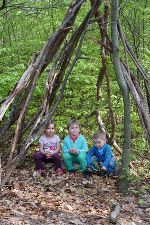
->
[120, 0, 150, 72]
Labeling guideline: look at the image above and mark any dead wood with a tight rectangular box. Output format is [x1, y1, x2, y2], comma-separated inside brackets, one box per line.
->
[118, 22, 150, 143]
[91, 2, 115, 143]
[0, 0, 87, 155]
[22, 0, 101, 145]
[122, 33, 150, 82]
[109, 202, 121, 223]
[121, 63, 150, 143]
[90, 17, 150, 144]
[0, 0, 86, 121]
[2, 0, 101, 185]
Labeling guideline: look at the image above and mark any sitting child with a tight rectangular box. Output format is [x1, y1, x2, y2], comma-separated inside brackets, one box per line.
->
[86, 131, 117, 176]
[62, 119, 89, 178]
[33, 120, 63, 176]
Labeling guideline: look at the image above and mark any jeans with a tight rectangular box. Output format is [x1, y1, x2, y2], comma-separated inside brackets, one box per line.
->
[89, 156, 117, 174]
[33, 151, 62, 171]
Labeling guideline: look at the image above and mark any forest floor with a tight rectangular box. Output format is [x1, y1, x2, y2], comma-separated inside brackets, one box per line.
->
[0, 159, 149, 225]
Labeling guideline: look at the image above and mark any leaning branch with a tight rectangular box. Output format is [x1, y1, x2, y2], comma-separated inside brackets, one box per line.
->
[2, 0, 101, 185]
[0, 0, 86, 121]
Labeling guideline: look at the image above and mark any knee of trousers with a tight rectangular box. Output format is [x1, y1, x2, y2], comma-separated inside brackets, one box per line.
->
[53, 153, 60, 159]
[77, 153, 86, 160]
[63, 153, 72, 161]
[33, 152, 42, 160]
[77, 154, 87, 163]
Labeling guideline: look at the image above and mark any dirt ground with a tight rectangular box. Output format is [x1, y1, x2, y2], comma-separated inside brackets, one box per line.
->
[0, 164, 149, 225]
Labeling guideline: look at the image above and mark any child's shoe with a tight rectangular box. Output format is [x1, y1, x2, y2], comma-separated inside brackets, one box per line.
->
[82, 170, 91, 180]
[108, 172, 114, 177]
[33, 169, 46, 177]
[68, 169, 76, 173]
[114, 167, 121, 176]
[39, 169, 46, 177]
[33, 170, 40, 178]
[62, 168, 67, 174]
[55, 168, 64, 175]
[107, 167, 120, 177]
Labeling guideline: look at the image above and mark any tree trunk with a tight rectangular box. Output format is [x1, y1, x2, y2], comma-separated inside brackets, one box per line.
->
[111, 0, 131, 193]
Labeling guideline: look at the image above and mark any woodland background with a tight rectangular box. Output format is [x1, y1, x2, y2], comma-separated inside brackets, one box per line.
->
[0, 0, 149, 165]
[0, 0, 150, 224]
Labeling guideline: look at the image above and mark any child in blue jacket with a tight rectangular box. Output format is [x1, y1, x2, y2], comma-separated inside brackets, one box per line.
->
[86, 131, 117, 176]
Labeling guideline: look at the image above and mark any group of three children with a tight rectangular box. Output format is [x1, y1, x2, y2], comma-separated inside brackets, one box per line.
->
[33, 119, 117, 178]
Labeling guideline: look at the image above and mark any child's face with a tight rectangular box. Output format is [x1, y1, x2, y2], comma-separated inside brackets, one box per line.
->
[45, 124, 55, 137]
[93, 138, 106, 148]
[69, 123, 80, 136]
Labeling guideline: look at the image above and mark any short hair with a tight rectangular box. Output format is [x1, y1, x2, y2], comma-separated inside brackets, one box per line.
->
[67, 119, 80, 130]
[92, 130, 106, 140]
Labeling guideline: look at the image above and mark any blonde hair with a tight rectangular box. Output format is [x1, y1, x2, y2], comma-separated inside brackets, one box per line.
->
[92, 131, 106, 140]
[67, 119, 80, 130]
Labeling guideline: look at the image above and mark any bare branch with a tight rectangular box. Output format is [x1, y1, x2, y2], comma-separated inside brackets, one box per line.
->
[0, 0, 6, 10]
[0, 0, 86, 121]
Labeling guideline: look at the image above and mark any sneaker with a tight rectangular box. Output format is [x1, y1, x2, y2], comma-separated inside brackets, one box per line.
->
[68, 169, 76, 173]
[108, 172, 114, 177]
[87, 166, 93, 173]
[113, 168, 120, 176]
[33, 170, 41, 178]
[82, 171, 90, 180]
[97, 170, 107, 176]
[39, 169, 46, 177]
[55, 168, 64, 175]
[34, 169, 46, 177]
[61, 168, 67, 174]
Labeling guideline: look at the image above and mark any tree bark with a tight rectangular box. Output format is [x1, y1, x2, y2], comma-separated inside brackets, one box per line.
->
[91, 1, 115, 144]
[111, 0, 131, 193]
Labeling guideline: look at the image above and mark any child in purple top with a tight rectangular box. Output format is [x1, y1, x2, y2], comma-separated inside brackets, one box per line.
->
[33, 121, 63, 176]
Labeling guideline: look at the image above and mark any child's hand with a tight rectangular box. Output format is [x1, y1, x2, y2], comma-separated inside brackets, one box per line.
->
[69, 148, 78, 154]
[86, 166, 92, 172]
[46, 151, 53, 158]
[101, 166, 106, 171]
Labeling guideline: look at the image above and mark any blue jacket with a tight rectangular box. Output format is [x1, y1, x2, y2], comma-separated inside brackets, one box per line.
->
[86, 144, 114, 168]
[62, 134, 88, 154]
